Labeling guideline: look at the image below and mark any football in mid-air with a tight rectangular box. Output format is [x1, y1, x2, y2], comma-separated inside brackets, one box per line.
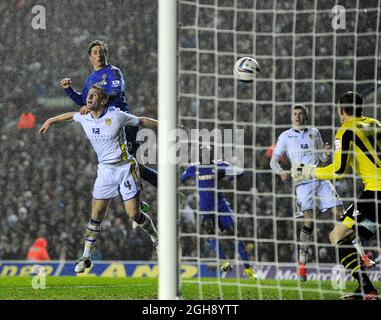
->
[234, 57, 260, 82]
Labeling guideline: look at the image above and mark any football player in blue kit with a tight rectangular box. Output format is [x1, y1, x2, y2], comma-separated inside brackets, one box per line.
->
[180, 145, 257, 279]
[60, 40, 158, 189]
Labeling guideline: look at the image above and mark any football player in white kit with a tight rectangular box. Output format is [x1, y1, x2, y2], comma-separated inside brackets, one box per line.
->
[270, 104, 344, 281]
[39, 85, 159, 273]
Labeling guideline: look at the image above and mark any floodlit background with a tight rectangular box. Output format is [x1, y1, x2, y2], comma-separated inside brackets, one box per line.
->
[0, 0, 380, 300]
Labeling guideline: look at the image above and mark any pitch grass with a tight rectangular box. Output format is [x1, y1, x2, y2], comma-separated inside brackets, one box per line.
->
[1, 276, 376, 300]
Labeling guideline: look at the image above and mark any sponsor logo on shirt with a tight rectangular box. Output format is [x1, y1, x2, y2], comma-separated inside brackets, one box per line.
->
[199, 174, 214, 180]
[94, 79, 107, 86]
[112, 80, 120, 87]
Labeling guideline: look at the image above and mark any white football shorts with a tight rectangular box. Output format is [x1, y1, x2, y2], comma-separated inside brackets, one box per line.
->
[93, 158, 140, 201]
[295, 180, 343, 212]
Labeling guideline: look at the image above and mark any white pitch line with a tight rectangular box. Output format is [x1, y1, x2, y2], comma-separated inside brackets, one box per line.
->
[2, 284, 152, 290]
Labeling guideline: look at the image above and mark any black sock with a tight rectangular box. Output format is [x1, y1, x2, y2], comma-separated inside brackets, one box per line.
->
[351, 266, 375, 293]
[338, 239, 374, 293]
[135, 213, 146, 225]
[141, 166, 158, 188]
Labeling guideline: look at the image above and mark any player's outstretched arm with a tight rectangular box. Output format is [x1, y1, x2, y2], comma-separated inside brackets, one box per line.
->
[60, 78, 83, 106]
[139, 117, 158, 128]
[314, 128, 352, 180]
[39, 112, 76, 135]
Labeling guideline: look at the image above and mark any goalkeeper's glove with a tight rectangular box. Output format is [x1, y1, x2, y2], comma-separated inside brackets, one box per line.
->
[291, 163, 317, 182]
[291, 164, 303, 183]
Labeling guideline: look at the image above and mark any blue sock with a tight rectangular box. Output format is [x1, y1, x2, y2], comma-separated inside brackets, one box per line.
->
[208, 239, 226, 259]
[238, 240, 250, 269]
[141, 166, 158, 188]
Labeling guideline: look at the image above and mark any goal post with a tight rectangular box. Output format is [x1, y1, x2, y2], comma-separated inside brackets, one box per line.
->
[158, 0, 178, 300]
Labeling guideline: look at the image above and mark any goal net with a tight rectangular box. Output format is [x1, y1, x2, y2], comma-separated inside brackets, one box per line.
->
[176, 0, 381, 300]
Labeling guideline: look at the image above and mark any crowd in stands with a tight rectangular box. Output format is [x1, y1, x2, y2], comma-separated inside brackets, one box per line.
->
[0, 0, 379, 266]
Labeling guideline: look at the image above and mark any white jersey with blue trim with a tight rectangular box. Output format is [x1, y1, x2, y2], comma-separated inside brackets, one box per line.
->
[73, 106, 140, 164]
[273, 127, 324, 185]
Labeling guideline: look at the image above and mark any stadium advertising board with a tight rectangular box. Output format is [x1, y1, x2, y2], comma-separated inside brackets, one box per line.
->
[1, 261, 380, 282]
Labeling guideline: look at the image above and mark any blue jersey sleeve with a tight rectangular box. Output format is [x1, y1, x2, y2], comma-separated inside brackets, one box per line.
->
[180, 165, 195, 182]
[64, 76, 91, 107]
[65, 87, 84, 106]
[80, 77, 92, 106]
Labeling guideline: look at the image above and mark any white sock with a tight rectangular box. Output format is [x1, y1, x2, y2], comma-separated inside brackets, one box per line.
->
[82, 218, 101, 258]
[299, 225, 313, 264]
[352, 236, 365, 257]
[83, 245, 91, 259]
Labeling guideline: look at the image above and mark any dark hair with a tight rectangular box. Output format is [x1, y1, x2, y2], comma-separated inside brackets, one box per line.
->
[338, 91, 363, 117]
[87, 40, 108, 56]
[293, 104, 308, 118]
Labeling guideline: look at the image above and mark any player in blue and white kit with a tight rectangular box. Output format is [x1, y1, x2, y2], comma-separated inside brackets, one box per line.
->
[39, 85, 159, 273]
[270, 104, 344, 281]
[180, 145, 257, 279]
[60, 40, 158, 189]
